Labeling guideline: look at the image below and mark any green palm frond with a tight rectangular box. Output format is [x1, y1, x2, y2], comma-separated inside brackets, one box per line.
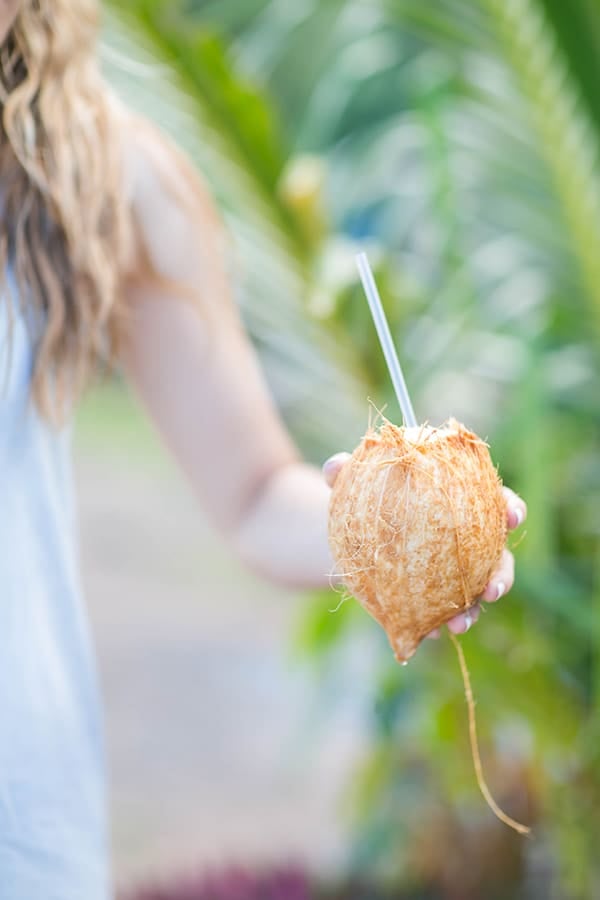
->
[483, 0, 600, 321]
[537, 0, 600, 135]
[101, 2, 368, 458]
[107, 0, 306, 253]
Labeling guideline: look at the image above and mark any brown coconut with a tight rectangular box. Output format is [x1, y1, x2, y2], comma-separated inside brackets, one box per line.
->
[328, 418, 506, 663]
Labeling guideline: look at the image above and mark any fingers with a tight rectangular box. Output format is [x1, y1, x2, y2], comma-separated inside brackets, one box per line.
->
[481, 547, 514, 602]
[447, 602, 481, 635]
[503, 486, 527, 531]
[426, 602, 481, 640]
[322, 452, 351, 488]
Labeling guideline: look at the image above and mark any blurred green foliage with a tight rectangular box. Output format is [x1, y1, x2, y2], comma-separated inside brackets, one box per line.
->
[102, 1, 600, 897]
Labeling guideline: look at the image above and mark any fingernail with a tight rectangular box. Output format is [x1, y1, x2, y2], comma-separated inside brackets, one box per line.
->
[514, 507, 523, 526]
[496, 581, 506, 600]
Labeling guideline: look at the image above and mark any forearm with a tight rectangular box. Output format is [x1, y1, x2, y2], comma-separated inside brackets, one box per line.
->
[231, 462, 336, 589]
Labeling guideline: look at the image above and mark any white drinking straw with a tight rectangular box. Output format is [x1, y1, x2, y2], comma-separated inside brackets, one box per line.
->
[355, 252, 418, 428]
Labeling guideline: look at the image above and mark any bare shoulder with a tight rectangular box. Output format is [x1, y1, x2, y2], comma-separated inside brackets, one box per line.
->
[122, 111, 212, 210]
[119, 110, 225, 284]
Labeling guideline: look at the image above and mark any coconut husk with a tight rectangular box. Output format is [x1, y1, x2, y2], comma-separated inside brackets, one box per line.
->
[328, 418, 506, 663]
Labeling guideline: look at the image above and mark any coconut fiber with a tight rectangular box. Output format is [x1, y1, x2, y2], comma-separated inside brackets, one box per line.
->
[328, 418, 506, 663]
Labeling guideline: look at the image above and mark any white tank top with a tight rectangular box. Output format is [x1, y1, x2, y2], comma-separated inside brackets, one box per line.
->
[0, 269, 110, 898]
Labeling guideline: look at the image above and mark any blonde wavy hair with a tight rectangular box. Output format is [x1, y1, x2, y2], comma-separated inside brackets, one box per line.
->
[1, 0, 133, 419]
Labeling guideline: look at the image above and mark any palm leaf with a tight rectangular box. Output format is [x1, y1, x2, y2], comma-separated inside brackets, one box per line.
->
[482, 0, 600, 322]
[537, 0, 600, 135]
[101, 2, 368, 458]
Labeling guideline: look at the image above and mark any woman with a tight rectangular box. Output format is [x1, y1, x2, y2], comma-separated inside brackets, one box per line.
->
[0, 1, 526, 897]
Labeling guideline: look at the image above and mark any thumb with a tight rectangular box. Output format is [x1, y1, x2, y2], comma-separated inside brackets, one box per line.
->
[322, 452, 351, 488]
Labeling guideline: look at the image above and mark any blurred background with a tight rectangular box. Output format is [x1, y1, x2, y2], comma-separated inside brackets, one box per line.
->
[79, 0, 600, 897]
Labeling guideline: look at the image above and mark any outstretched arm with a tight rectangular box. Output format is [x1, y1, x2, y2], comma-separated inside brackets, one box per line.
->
[120, 118, 334, 587]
